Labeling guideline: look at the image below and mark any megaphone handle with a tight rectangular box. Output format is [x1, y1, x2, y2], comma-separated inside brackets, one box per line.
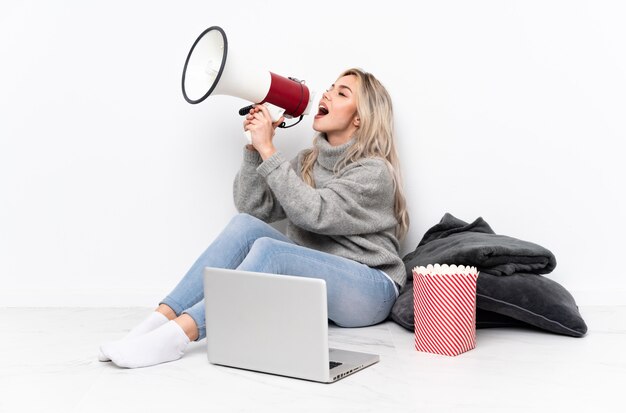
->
[239, 103, 286, 121]
[264, 103, 286, 122]
[242, 103, 285, 144]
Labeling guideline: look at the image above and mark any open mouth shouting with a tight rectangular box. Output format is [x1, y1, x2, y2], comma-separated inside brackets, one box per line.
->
[315, 102, 329, 119]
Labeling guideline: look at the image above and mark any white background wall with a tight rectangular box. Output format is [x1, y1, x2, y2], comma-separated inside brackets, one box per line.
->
[1, 0, 624, 306]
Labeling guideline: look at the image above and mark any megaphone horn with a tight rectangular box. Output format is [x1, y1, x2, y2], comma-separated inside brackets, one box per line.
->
[181, 26, 315, 120]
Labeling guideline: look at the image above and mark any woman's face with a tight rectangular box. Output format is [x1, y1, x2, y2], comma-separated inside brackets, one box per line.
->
[313, 74, 359, 141]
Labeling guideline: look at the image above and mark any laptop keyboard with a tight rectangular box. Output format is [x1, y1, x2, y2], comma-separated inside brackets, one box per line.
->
[329, 361, 343, 369]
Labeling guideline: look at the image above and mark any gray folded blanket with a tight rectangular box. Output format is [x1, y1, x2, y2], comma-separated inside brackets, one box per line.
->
[393, 213, 587, 337]
[403, 213, 557, 278]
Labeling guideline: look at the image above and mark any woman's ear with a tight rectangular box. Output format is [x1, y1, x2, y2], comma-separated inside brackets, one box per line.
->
[353, 116, 360, 127]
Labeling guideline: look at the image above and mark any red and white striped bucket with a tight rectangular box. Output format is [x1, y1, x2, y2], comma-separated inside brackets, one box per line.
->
[413, 264, 479, 356]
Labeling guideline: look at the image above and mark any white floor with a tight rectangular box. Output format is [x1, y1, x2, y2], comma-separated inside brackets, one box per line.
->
[0, 306, 624, 413]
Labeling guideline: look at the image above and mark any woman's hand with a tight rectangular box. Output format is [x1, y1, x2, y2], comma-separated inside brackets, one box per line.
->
[243, 105, 284, 160]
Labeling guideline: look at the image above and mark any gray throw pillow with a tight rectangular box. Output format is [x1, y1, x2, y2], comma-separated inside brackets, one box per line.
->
[390, 272, 588, 337]
[476, 271, 587, 337]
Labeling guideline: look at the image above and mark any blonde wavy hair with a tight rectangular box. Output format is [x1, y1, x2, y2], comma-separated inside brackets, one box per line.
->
[300, 68, 410, 239]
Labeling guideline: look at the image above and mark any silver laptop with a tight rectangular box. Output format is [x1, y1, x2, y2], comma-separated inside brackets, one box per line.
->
[203, 267, 379, 383]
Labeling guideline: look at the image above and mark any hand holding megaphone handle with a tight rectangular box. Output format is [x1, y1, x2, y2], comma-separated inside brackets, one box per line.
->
[242, 103, 286, 144]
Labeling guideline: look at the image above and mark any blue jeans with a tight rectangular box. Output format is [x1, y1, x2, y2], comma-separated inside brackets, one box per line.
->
[160, 213, 398, 341]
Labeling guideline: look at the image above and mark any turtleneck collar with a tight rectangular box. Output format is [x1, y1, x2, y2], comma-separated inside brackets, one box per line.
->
[314, 135, 355, 171]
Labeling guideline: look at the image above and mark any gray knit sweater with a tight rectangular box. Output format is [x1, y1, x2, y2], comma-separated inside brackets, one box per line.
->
[233, 136, 406, 289]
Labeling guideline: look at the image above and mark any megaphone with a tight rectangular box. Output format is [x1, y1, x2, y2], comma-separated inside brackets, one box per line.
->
[181, 26, 316, 141]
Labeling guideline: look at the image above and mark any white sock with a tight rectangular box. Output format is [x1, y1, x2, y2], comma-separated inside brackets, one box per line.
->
[98, 311, 169, 362]
[100, 320, 190, 368]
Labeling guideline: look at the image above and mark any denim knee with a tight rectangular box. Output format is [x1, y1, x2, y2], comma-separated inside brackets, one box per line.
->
[239, 237, 284, 273]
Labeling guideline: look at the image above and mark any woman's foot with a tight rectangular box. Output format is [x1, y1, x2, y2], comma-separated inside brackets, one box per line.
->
[100, 320, 190, 368]
[98, 311, 169, 362]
